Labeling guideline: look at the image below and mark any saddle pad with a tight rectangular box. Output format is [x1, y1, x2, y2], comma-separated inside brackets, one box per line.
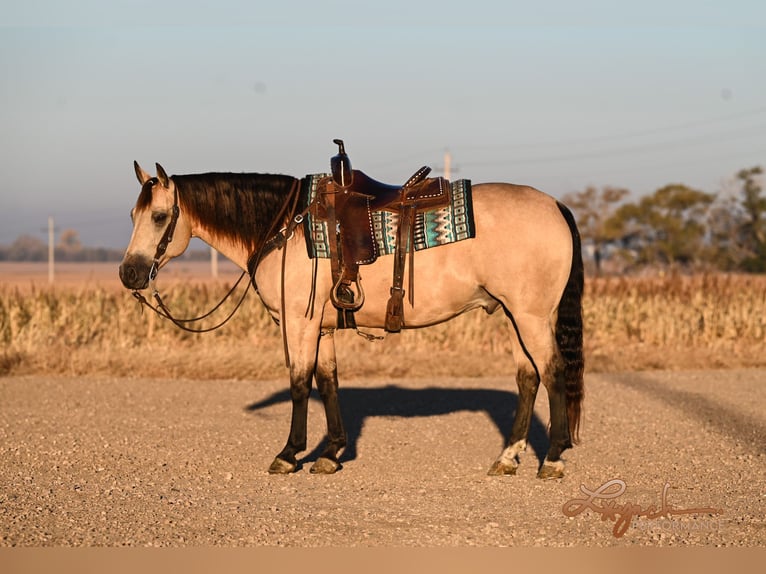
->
[300, 174, 475, 260]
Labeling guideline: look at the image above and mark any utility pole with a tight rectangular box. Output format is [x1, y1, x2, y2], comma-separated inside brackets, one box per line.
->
[435, 149, 457, 180]
[211, 246, 218, 278]
[48, 216, 55, 284]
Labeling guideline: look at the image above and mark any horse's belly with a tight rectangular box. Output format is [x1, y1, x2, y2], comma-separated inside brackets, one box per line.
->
[336, 242, 496, 329]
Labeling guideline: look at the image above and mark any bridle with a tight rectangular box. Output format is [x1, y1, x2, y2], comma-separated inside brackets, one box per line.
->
[130, 176, 305, 359]
[147, 177, 180, 284]
[131, 176, 252, 334]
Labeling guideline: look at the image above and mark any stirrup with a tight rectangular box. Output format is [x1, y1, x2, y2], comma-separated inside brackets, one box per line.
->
[331, 276, 365, 311]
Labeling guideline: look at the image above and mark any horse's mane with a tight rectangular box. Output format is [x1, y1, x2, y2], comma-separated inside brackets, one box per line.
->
[172, 172, 299, 254]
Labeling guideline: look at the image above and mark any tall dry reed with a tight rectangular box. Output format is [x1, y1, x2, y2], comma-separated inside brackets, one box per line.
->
[584, 273, 766, 370]
[1, 274, 764, 378]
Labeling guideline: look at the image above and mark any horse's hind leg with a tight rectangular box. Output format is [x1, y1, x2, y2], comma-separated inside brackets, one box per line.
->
[515, 313, 572, 479]
[488, 363, 539, 476]
[310, 330, 347, 474]
[537, 356, 572, 480]
[489, 312, 571, 478]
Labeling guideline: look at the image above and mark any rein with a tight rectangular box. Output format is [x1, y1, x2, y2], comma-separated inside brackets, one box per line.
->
[131, 177, 304, 355]
[132, 271, 251, 333]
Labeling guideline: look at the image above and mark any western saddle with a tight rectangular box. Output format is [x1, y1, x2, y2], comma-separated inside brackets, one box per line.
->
[315, 139, 451, 332]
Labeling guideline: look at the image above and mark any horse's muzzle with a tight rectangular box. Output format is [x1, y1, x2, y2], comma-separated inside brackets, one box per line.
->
[119, 255, 152, 290]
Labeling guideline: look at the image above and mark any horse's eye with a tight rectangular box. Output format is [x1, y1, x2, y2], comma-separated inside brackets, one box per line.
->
[152, 212, 168, 226]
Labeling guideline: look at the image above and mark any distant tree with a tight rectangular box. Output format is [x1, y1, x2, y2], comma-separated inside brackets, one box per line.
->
[607, 184, 715, 268]
[707, 193, 746, 271]
[736, 166, 766, 272]
[563, 186, 629, 275]
[4, 235, 47, 262]
[706, 166, 766, 272]
[56, 229, 83, 261]
[58, 229, 82, 251]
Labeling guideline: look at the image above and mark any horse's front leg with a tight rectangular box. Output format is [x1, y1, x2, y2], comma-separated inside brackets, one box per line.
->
[268, 367, 313, 474]
[310, 329, 347, 474]
[268, 323, 321, 475]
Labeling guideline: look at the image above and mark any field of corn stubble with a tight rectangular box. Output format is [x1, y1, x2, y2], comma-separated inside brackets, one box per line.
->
[2, 269, 765, 379]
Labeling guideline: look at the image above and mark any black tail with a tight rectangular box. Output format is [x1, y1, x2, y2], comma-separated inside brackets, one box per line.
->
[555, 202, 585, 444]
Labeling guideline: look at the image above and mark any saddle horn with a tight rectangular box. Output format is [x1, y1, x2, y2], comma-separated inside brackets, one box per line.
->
[331, 138, 353, 189]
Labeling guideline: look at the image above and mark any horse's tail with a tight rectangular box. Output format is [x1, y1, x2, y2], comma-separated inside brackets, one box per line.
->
[555, 201, 585, 444]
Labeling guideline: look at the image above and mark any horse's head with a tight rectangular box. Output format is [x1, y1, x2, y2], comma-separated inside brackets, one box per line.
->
[119, 162, 192, 291]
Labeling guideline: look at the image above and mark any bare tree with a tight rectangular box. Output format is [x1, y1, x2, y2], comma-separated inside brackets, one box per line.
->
[563, 186, 629, 275]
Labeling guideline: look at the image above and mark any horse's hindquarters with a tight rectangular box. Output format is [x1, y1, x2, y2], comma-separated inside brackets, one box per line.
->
[344, 183, 574, 330]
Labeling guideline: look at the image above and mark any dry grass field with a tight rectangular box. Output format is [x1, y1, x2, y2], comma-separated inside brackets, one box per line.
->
[1, 262, 765, 378]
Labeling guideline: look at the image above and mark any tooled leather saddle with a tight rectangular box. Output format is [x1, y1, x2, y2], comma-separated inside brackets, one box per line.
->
[314, 139, 451, 332]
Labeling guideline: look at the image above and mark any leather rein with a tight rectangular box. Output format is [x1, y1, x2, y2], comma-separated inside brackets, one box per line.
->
[131, 177, 304, 353]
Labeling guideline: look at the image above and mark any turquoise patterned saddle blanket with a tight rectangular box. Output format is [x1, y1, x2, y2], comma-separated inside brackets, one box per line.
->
[300, 174, 476, 260]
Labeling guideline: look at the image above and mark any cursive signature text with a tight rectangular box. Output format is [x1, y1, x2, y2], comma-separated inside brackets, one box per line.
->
[562, 478, 724, 538]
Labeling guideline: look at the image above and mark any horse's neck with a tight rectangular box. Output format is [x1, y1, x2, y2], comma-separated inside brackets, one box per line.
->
[191, 227, 251, 271]
[180, 173, 296, 270]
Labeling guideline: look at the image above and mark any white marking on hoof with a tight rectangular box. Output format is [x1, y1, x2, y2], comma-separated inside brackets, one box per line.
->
[499, 439, 527, 464]
[537, 458, 565, 480]
[488, 440, 527, 476]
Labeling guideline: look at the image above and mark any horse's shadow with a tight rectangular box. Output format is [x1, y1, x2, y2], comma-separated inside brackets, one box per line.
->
[245, 384, 550, 468]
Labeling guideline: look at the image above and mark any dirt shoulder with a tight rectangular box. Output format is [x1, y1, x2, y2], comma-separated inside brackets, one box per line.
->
[1, 370, 764, 547]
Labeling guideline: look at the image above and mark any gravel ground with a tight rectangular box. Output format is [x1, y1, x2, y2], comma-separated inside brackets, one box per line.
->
[1, 370, 764, 547]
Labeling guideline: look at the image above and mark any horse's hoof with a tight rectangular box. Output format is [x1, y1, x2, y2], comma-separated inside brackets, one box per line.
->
[268, 457, 297, 474]
[310, 457, 341, 474]
[487, 460, 517, 476]
[537, 460, 565, 480]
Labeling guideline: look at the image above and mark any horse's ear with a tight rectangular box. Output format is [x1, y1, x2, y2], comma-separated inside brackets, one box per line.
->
[156, 163, 170, 188]
[134, 161, 152, 185]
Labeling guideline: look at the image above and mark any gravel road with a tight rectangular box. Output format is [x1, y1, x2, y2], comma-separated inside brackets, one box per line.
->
[1, 370, 764, 547]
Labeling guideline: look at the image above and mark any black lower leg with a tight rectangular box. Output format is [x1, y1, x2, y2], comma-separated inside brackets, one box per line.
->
[545, 380, 572, 463]
[508, 367, 540, 446]
[315, 376, 346, 463]
[275, 373, 313, 467]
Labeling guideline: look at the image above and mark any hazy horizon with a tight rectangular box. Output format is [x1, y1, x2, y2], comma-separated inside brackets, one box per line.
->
[2, 1, 765, 250]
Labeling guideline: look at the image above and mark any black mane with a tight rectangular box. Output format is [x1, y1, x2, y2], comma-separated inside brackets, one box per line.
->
[172, 172, 299, 254]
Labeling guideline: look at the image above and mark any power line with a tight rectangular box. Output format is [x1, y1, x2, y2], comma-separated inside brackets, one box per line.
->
[459, 105, 766, 152]
[533, 149, 765, 194]
[355, 105, 766, 173]
[460, 124, 766, 168]
[364, 147, 446, 170]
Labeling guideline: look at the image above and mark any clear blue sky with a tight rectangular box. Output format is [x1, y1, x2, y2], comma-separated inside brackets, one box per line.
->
[1, 1, 765, 248]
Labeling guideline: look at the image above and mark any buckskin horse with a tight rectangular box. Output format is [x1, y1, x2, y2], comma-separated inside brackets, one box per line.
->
[119, 151, 584, 479]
